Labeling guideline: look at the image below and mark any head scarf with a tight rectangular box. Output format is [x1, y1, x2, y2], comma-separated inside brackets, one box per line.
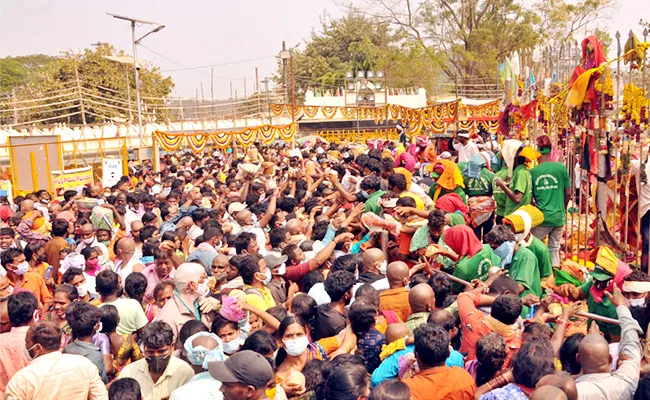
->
[443, 225, 483, 258]
[395, 151, 416, 172]
[184, 332, 226, 370]
[464, 152, 491, 179]
[435, 193, 470, 224]
[503, 205, 544, 246]
[501, 139, 523, 177]
[432, 159, 465, 201]
[423, 144, 437, 163]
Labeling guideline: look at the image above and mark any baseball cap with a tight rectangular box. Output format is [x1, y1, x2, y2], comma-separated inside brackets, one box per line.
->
[208, 350, 274, 388]
[227, 202, 247, 215]
[264, 253, 288, 269]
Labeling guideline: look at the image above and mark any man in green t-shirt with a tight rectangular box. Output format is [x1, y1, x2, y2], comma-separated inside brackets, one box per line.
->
[556, 265, 622, 341]
[452, 244, 502, 292]
[494, 146, 538, 217]
[492, 169, 509, 225]
[530, 135, 571, 267]
[485, 225, 542, 317]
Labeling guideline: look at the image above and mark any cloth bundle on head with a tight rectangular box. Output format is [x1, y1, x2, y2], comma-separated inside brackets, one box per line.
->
[443, 225, 483, 258]
[503, 205, 544, 245]
[91, 207, 115, 233]
[518, 146, 541, 164]
[394, 151, 416, 172]
[184, 331, 226, 370]
[500, 139, 523, 177]
[623, 281, 650, 294]
[59, 252, 85, 275]
[434, 193, 470, 225]
[432, 159, 465, 201]
[220, 295, 246, 322]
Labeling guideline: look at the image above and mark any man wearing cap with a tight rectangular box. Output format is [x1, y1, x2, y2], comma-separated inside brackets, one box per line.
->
[227, 202, 247, 235]
[530, 135, 571, 268]
[452, 130, 479, 163]
[209, 350, 274, 400]
[556, 247, 632, 341]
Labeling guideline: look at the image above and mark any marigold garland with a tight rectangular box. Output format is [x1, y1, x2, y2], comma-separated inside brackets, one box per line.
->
[153, 123, 296, 153]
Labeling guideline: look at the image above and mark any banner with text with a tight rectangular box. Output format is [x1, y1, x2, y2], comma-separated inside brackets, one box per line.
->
[51, 167, 94, 199]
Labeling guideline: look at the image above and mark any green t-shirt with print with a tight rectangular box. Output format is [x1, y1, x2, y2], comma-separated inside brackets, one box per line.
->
[504, 165, 533, 216]
[493, 169, 509, 217]
[509, 246, 541, 317]
[364, 190, 385, 214]
[531, 161, 571, 227]
[463, 168, 496, 197]
[452, 244, 502, 292]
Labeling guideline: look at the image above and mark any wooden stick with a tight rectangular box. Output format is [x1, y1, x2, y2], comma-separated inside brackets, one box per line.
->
[575, 311, 620, 325]
[428, 264, 621, 325]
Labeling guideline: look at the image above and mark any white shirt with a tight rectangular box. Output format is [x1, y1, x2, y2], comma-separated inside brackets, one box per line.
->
[113, 256, 145, 281]
[187, 225, 204, 241]
[575, 306, 641, 400]
[453, 141, 479, 163]
[76, 240, 110, 262]
[308, 278, 389, 306]
[123, 208, 141, 234]
[170, 372, 222, 400]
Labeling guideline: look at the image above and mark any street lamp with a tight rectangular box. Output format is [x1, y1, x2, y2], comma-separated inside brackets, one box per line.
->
[107, 13, 165, 148]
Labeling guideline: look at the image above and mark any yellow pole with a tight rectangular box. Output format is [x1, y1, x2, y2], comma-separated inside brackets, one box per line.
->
[122, 137, 129, 177]
[8, 138, 18, 194]
[29, 152, 38, 191]
[44, 144, 53, 193]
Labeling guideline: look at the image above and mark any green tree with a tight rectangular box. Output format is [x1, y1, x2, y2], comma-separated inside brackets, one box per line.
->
[1, 44, 174, 125]
[0, 54, 57, 94]
[279, 12, 439, 103]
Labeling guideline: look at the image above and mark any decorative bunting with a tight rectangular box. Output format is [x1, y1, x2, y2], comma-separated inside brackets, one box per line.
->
[153, 123, 296, 154]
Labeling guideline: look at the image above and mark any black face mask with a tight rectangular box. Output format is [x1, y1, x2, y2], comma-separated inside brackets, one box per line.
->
[431, 235, 441, 243]
[146, 354, 171, 374]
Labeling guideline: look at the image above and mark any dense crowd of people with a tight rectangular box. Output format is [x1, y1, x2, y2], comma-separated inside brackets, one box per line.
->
[0, 130, 648, 400]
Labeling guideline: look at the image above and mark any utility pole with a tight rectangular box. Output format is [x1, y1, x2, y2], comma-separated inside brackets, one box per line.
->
[72, 54, 87, 125]
[107, 13, 165, 148]
[282, 41, 289, 104]
[262, 78, 272, 124]
[11, 89, 18, 126]
[200, 81, 205, 120]
[211, 68, 215, 119]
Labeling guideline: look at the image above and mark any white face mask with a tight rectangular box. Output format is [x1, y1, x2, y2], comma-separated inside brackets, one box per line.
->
[283, 336, 309, 356]
[378, 260, 388, 275]
[13, 261, 30, 276]
[222, 338, 240, 355]
[76, 285, 88, 298]
[83, 237, 95, 245]
[628, 297, 647, 307]
[196, 280, 211, 297]
[275, 264, 286, 276]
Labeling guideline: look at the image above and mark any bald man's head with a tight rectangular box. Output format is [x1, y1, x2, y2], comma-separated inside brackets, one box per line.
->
[531, 385, 568, 400]
[536, 374, 578, 400]
[578, 334, 611, 374]
[235, 210, 254, 227]
[408, 283, 435, 313]
[386, 261, 409, 288]
[285, 218, 303, 235]
[0, 300, 10, 333]
[385, 322, 410, 345]
[362, 248, 385, 274]
[20, 199, 34, 212]
[176, 216, 194, 230]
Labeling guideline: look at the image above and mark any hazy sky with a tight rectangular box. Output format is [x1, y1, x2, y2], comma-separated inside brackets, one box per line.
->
[0, 0, 645, 99]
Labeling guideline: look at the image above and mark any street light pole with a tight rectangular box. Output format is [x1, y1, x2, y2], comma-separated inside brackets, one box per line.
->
[107, 13, 165, 150]
[131, 21, 144, 148]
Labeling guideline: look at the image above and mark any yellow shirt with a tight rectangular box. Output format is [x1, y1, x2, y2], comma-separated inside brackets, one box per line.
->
[118, 356, 194, 400]
[243, 285, 276, 311]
